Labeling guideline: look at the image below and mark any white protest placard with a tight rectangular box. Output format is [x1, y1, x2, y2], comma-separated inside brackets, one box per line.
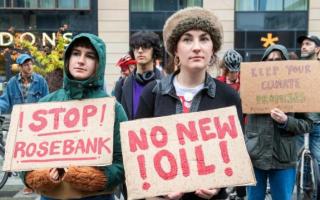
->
[240, 60, 320, 113]
[121, 106, 256, 200]
[3, 97, 115, 171]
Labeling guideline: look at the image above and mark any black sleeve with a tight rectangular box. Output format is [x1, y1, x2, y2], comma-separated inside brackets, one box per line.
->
[113, 78, 124, 102]
[135, 81, 158, 119]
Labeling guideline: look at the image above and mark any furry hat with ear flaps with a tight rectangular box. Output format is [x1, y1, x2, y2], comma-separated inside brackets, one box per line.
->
[163, 7, 223, 57]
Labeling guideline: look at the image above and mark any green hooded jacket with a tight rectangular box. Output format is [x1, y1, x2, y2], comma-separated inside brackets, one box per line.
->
[21, 33, 127, 191]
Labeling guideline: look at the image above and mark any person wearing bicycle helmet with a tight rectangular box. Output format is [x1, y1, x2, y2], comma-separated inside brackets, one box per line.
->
[217, 49, 242, 92]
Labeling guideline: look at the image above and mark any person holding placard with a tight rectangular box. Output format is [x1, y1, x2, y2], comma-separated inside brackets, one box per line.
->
[245, 44, 313, 200]
[136, 7, 243, 200]
[19, 33, 128, 200]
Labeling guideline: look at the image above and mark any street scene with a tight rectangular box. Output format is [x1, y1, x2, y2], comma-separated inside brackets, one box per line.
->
[1, 0, 320, 200]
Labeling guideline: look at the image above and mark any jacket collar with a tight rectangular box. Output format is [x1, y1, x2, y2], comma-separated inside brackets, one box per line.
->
[158, 70, 216, 98]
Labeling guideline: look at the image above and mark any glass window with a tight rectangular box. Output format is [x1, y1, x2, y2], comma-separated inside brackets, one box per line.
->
[76, 0, 89, 9]
[39, 0, 55, 8]
[236, 0, 258, 11]
[285, 0, 308, 10]
[58, 0, 74, 8]
[26, 0, 37, 8]
[131, 0, 154, 11]
[13, 0, 25, 7]
[0, 0, 4, 7]
[154, 0, 177, 11]
[259, 0, 282, 11]
[180, 0, 202, 8]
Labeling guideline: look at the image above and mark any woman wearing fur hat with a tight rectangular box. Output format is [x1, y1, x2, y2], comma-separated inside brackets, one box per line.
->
[136, 7, 243, 200]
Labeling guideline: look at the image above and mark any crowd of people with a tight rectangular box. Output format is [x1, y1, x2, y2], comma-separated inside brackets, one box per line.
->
[0, 6, 320, 200]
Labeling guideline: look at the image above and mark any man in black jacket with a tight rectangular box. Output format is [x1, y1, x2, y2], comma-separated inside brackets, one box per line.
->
[113, 31, 162, 120]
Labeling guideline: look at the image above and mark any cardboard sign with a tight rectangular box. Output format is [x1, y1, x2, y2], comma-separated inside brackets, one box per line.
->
[240, 60, 320, 113]
[3, 97, 115, 171]
[121, 106, 256, 200]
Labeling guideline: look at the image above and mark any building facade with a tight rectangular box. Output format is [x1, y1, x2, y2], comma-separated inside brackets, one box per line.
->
[101, 0, 319, 90]
[1, 0, 319, 92]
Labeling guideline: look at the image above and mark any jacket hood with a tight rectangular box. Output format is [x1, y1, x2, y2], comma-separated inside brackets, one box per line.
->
[261, 44, 289, 61]
[63, 33, 106, 99]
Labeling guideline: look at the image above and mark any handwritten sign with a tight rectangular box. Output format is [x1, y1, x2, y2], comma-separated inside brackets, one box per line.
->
[240, 60, 320, 113]
[3, 97, 115, 171]
[121, 106, 255, 200]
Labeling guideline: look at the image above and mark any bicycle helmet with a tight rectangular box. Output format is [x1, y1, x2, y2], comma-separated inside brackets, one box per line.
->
[116, 54, 136, 70]
[223, 49, 242, 72]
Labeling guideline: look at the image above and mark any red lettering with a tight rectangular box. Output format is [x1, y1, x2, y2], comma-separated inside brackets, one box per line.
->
[64, 108, 80, 128]
[128, 129, 148, 152]
[98, 137, 111, 154]
[176, 121, 198, 145]
[82, 105, 97, 127]
[63, 140, 75, 155]
[14, 141, 26, 158]
[86, 138, 98, 154]
[75, 139, 85, 154]
[37, 142, 49, 157]
[214, 115, 238, 139]
[199, 117, 216, 141]
[154, 150, 177, 180]
[49, 108, 66, 129]
[50, 140, 62, 155]
[179, 148, 190, 177]
[150, 126, 167, 148]
[26, 143, 37, 157]
[28, 109, 48, 132]
[195, 145, 215, 175]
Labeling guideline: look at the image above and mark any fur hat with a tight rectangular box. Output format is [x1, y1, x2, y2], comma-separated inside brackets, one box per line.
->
[163, 7, 223, 57]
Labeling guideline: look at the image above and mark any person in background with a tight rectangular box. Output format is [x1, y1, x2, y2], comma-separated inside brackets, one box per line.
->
[112, 54, 136, 99]
[113, 31, 162, 120]
[0, 53, 49, 195]
[20, 33, 127, 200]
[296, 35, 320, 199]
[216, 49, 242, 92]
[136, 7, 243, 200]
[245, 44, 313, 200]
[0, 53, 49, 114]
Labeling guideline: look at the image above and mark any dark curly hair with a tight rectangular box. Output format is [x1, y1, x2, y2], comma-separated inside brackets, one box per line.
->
[129, 31, 162, 61]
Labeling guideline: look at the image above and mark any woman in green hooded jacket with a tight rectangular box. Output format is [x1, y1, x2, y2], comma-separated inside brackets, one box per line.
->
[20, 33, 127, 200]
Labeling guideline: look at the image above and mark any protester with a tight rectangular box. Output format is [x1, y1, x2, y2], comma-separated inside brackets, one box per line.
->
[296, 35, 320, 199]
[0, 53, 49, 195]
[112, 53, 136, 100]
[113, 31, 162, 120]
[217, 49, 242, 92]
[0, 53, 49, 114]
[136, 7, 243, 200]
[245, 44, 313, 200]
[20, 33, 127, 200]
[116, 54, 136, 78]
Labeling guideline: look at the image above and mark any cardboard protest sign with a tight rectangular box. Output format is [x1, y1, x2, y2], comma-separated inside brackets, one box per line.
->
[121, 106, 255, 200]
[240, 60, 320, 113]
[3, 97, 115, 171]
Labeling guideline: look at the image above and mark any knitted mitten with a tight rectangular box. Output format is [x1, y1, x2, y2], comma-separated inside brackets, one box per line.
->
[62, 166, 107, 192]
[25, 169, 60, 192]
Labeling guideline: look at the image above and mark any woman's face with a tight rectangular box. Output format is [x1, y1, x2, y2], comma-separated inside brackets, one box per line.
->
[175, 30, 213, 72]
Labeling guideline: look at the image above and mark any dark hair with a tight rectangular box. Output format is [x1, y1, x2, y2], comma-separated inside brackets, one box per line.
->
[66, 37, 98, 60]
[129, 31, 162, 60]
